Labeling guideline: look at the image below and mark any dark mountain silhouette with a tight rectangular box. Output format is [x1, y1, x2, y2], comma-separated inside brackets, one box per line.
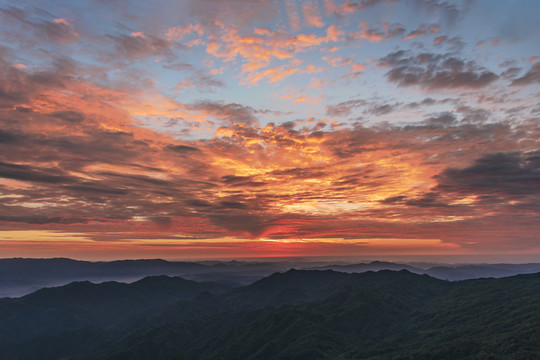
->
[0, 275, 231, 343]
[308, 260, 424, 273]
[1, 269, 540, 359]
[4, 257, 540, 298]
[423, 262, 540, 280]
[0, 258, 301, 297]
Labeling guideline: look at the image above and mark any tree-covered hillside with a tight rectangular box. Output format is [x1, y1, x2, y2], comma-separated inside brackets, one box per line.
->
[1, 270, 540, 359]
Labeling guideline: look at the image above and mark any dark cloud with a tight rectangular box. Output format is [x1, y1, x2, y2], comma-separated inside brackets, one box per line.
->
[405, 192, 449, 207]
[219, 200, 248, 209]
[163, 62, 194, 72]
[38, 18, 79, 43]
[0, 215, 85, 225]
[326, 99, 366, 117]
[500, 67, 521, 80]
[221, 175, 250, 183]
[0, 161, 76, 184]
[0, 53, 77, 109]
[435, 151, 540, 196]
[379, 51, 499, 89]
[166, 144, 202, 153]
[95, 171, 171, 187]
[511, 63, 540, 86]
[63, 184, 129, 196]
[424, 112, 457, 127]
[270, 167, 326, 179]
[221, 175, 266, 187]
[186, 199, 213, 208]
[0, 6, 78, 43]
[348, 22, 405, 42]
[406, 97, 437, 108]
[107, 32, 175, 60]
[326, 98, 400, 117]
[381, 195, 407, 204]
[445, 36, 465, 52]
[49, 110, 86, 122]
[177, 72, 224, 92]
[0, 129, 19, 143]
[456, 106, 490, 123]
[404, 24, 439, 39]
[207, 213, 268, 237]
[190, 101, 258, 126]
[367, 102, 400, 116]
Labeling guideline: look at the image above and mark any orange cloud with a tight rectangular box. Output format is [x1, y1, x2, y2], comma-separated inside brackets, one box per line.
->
[302, 1, 325, 28]
[204, 24, 344, 84]
[165, 23, 204, 40]
[284, 0, 302, 32]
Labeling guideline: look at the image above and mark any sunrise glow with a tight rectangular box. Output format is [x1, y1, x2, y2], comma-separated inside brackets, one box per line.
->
[1, 0, 540, 260]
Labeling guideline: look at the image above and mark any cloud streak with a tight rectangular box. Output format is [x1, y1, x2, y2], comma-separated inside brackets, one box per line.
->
[379, 51, 499, 89]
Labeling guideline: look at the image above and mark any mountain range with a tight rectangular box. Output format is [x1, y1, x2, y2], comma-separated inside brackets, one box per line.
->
[3, 257, 540, 298]
[1, 267, 540, 359]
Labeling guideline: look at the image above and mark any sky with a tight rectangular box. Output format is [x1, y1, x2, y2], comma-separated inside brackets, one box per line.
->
[1, 0, 540, 261]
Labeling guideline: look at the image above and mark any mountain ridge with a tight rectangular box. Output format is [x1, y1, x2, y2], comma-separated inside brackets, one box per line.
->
[4, 257, 540, 298]
[2, 269, 540, 359]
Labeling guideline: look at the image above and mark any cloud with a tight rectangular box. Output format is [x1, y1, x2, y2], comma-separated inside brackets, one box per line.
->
[0, 161, 76, 184]
[207, 213, 268, 237]
[0, 129, 19, 143]
[176, 72, 224, 92]
[189, 101, 259, 126]
[423, 112, 458, 127]
[0, 7, 78, 43]
[187, 0, 279, 30]
[221, 175, 266, 187]
[270, 167, 327, 179]
[324, 0, 385, 17]
[349, 22, 438, 43]
[39, 18, 79, 43]
[410, 0, 467, 27]
[349, 21, 405, 42]
[107, 32, 175, 60]
[1, 0, 540, 255]
[284, 0, 302, 32]
[166, 144, 202, 153]
[205, 24, 343, 84]
[302, 1, 325, 28]
[0, 51, 75, 108]
[49, 110, 86, 123]
[435, 151, 540, 197]
[433, 35, 447, 45]
[511, 63, 540, 86]
[326, 99, 366, 117]
[326, 98, 401, 117]
[164, 23, 204, 41]
[404, 192, 450, 208]
[404, 24, 439, 39]
[379, 50, 499, 89]
[242, 63, 300, 85]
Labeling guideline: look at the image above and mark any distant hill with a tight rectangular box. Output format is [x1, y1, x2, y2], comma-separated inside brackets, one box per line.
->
[0, 258, 288, 297]
[0, 275, 231, 343]
[1, 269, 540, 359]
[3, 257, 540, 298]
[308, 260, 540, 281]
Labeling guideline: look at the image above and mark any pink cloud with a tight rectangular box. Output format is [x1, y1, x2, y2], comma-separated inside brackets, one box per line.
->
[404, 24, 439, 40]
[302, 1, 325, 28]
